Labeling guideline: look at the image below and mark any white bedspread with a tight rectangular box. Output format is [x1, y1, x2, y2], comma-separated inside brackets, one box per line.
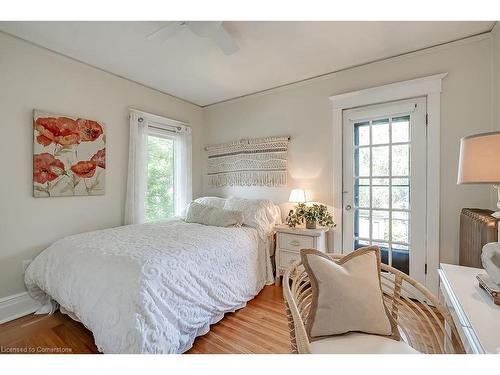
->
[25, 219, 272, 353]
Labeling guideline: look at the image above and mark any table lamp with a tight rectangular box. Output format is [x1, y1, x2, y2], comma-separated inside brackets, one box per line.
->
[457, 131, 500, 218]
[288, 188, 310, 203]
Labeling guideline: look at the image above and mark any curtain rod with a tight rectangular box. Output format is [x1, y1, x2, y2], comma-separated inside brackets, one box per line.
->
[148, 124, 180, 133]
[129, 107, 189, 127]
[137, 117, 182, 133]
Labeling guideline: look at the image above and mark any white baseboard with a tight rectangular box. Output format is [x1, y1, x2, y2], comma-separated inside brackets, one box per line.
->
[0, 292, 41, 324]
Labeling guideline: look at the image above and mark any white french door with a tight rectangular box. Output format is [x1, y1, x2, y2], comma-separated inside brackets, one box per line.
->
[342, 97, 427, 284]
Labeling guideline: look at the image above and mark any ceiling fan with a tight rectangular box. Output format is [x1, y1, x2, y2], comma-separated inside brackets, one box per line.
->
[147, 21, 239, 55]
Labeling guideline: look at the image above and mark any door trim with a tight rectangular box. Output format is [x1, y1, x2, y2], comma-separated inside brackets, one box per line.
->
[329, 73, 447, 295]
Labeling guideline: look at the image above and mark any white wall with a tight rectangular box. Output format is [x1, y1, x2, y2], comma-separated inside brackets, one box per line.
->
[493, 25, 500, 216]
[494, 24, 500, 130]
[203, 34, 495, 264]
[0, 32, 204, 298]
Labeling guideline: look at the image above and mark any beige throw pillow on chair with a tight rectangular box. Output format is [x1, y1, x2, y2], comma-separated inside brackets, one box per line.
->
[301, 246, 400, 341]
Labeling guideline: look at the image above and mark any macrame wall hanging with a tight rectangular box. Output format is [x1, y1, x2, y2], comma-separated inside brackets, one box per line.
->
[206, 136, 290, 187]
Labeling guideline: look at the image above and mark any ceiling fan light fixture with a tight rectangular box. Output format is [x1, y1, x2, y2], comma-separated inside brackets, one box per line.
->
[146, 21, 239, 55]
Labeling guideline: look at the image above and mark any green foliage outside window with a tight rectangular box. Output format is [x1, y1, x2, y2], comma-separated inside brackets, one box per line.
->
[146, 135, 175, 222]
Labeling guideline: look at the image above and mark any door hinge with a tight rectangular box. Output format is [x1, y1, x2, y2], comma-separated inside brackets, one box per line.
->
[425, 113, 429, 126]
[424, 263, 428, 275]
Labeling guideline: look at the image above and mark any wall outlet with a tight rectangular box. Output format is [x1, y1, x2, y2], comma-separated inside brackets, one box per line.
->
[22, 259, 32, 273]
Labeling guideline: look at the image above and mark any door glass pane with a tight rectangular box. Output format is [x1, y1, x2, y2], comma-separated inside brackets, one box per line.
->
[354, 178, 370, 208]
[372, 210, 390, 241]
[355, 147, 370, 176]
[372, 178, 389, 185]
[358, 178, 370, 185]
[355, 209, 370, 239]
[392, 244, 409, 274]
[392, 144, 409, 176]
[146, 135, 175, 222]
[392, 178, 410, 210]
[372, 186, 389, 209]
[354, 122, 370, 146]
[372, 146, 389, 176]
[392, 211, 409, 243]
[372, 119, 389, 144]
[392, 116, 410, 143]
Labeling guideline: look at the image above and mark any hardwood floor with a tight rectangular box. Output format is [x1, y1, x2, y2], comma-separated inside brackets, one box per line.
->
[0, 285, 291, 354]
[0, 285, 456, 354]
[188, 285, 290, 354]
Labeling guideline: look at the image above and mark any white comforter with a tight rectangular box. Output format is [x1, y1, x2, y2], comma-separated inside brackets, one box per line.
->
[25, 219, 272, 353]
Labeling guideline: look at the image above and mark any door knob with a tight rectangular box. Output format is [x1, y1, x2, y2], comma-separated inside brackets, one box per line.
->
[345, 204, 352, 211]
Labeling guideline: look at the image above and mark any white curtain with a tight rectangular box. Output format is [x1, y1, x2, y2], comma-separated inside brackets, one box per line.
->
[124, 112, 149, 225]
[125, 110, 192, 224]
[172, 126, 192, 216]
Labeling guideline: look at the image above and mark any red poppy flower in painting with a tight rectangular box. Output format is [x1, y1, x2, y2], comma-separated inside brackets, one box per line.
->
[77, 119, 103, 142]
[70, 161, 97, 178]
[34, 117, 80, 147]
[33, 153, 65, 184]
[91, 148, 106, 169]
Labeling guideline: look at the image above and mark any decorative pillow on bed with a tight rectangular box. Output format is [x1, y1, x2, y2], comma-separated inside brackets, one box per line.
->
[301, 247, 400, 341]
[193, 196, 227, 209]
[185, 202, 244, 227]
[223, 197, 280, 237]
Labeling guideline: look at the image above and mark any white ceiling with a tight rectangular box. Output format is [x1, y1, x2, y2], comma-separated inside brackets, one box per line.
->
[0, 21, 495, 106]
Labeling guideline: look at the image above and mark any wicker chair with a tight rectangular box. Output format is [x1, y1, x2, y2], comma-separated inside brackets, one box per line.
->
[283, 253, 464, 354]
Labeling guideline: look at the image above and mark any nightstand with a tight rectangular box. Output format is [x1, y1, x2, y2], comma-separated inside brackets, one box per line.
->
[274, 225, 328, 286]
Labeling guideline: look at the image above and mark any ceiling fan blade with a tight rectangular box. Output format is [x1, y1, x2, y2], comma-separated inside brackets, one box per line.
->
[185, 21, 222, 38]
[211, 24, 239, 55]
[147, 22, 183, 41]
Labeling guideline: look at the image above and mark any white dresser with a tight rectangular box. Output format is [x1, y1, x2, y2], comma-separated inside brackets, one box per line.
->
[438, 263, 500, 354]
[274, 225, 328, 285]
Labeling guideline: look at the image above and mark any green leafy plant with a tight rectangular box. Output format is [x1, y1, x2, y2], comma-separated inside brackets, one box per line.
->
[286, 203, 335, 228]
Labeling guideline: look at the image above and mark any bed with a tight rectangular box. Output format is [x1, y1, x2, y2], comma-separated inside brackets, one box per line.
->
[24, 197, 280, 353]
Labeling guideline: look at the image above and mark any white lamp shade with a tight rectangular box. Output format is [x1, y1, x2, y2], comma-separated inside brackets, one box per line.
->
[457, 131, 500, 184]
[289, 189, 310, 203]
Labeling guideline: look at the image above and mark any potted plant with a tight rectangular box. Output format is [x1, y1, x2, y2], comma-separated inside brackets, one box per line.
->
[286, 203, 334, 229]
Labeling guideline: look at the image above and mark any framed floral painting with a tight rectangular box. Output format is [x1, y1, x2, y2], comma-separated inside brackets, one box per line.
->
[33, 110, 106, 197]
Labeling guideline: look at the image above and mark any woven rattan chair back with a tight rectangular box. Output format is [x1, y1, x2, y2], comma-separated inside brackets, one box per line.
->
[282, 253, 464, 354]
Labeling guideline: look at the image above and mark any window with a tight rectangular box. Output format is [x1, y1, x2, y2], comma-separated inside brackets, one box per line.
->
[125, 110, 192, 225]
[146, 133, 175, 222]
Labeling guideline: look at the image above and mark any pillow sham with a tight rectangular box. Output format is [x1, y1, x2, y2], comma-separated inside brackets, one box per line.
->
[185, 202, 244, 228]
[193, 196, 227, 209]
[223, 197, 280, 237]
[301, 247, 400, 341]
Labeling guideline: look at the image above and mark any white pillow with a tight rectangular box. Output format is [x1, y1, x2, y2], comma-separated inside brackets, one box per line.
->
[185, 202, 243, 227]
[193, 196, 227, 209]
[301, 247, 400, 341]
[223, 197, 280, 238]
